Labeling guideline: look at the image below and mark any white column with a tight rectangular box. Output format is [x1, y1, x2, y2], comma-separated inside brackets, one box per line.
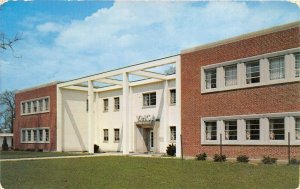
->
[128, 86, 133, 152]
[122, 72, 129, 154]
[88, 80, 94, 153]
[56, 87, 62, 152]
[175, 57, 182, 158]
[163, 80, 169, 149]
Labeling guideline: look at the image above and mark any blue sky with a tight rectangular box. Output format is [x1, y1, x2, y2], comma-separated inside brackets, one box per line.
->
[0, 1, 299, 92]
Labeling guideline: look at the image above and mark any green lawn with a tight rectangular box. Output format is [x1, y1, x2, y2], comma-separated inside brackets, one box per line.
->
[1, 156, 298, 189]
[0, 151, 86, 159]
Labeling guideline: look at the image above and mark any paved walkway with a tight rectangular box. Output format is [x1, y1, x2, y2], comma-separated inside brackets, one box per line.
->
[0, 152, 165, 162]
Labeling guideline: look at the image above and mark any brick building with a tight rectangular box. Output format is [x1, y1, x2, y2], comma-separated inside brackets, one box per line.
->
[181, 22, 300, 159]
[14, 82, 59, 151]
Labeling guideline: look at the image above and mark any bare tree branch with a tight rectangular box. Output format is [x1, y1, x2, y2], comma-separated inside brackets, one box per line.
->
[0, 32, 23, 57]
[0, 90, 16, 132]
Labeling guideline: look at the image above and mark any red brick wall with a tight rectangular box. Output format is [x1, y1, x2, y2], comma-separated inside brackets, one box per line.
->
[181, 27, 300, 159]
[13, 84, 57, 151]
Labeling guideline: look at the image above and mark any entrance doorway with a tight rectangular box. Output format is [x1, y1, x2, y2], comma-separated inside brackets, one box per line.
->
[149, 129, 154, 152]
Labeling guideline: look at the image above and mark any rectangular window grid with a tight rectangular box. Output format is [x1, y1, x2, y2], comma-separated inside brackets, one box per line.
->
[114, 129, 120, 142]
[269, 56, 285, 80]
[224, 121, 237, 140]
[295, 118, 300, 140]
[170, 89, 176, 104]
[224, 65, 237, 86]
[246, 61, 260, 84]
[170, 126, 176, 141]
[103, 129, 109, 142]
[205, 69, 217, 89]
[205, 121, 217, 140]
[269, 118, 285, 140]
[143, 92, 156, 106]
[246, 119, 260, 140]
[114, 97, 120, 110]
[295, 53, 300, 78]
[103, 99, 109, 112]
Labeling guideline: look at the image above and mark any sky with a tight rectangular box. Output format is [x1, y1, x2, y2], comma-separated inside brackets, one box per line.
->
[0, 1, 299, 92]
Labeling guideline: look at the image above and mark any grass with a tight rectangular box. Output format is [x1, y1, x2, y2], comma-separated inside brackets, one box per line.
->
[0, 151, 86, 159]
[1, 156, 298, 189]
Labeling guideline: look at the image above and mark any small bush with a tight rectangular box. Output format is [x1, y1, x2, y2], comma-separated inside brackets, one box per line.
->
[166, 144, 176, 156]
[262, 156, 277, 164]
[2, 137, 9, 151]
[94, 144, 100, 153]
[213, 154, 226, 162]
[290, 158, 300, 165]
[237, 155, 249, 163]
[196, 153, 207, 161]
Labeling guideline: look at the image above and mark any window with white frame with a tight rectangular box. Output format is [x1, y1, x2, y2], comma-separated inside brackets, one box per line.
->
[103, 129, 109, 142]
[224, 65, 237, 86]
[21, 97, 50, 115]
[246, 61, 260, 84]
[143, 92, 156, 107]
[269, 118, 285, 140]
[103, 99, 109, 112]
[224, 120, 237, 140]
[205, 121, 217, 140]
[114, 129, 120, 142]
[21, 128, 50, 143]
[170, 89, 176, 105]
[246, 119, 260, 140]
[295, 118, 300, 140]
[114, 97, 120, 111]
[170, 126, 176, 141]
[22, 130, 26, 142]
[269, 56, 285, 80]
[205, 69, 217, 89]
[295, 53, 300, 78]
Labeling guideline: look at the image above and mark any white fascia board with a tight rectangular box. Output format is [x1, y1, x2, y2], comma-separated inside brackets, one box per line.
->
[130, 70, 166, 80]
[58, 55, 179, 88]
[62, 86, 88, 92]
[97, 78, 123, 86]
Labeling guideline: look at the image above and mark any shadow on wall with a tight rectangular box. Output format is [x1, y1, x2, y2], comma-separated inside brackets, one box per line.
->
[64, 102, 86, 151]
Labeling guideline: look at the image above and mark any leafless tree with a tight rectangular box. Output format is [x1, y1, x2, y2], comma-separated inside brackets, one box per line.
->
[0, 33, 22, 56]
[0, 90, 16, 132]
[164, 66, 176, 75]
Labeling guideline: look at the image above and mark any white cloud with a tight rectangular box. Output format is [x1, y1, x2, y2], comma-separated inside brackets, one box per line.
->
[1, 1, 299, 91]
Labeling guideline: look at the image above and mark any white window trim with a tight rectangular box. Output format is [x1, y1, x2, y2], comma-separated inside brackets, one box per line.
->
[20, 127, 50, 144]
[20, 96, 50, 116]
[201, 48, 300, 93]
[113, 97, 120, 111]
[169, 88, 176, 105]
[169, 126, 176, 142]
[201, 111, 300, 146]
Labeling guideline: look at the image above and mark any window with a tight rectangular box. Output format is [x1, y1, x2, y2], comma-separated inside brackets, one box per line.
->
[45, 129, 49, 142]
[170, 89, 176, 105]
[205, 69, 217, 89]
[39, 129, 43, 141]
[33, 101, 37, 112]
[246, 61, 260, 84]
[143, 92, 156, 107]
[246, 119, 260, 140]
[22, 130, 26, 142]
[114, 97, 120, 111]
[224, 121, 237, 140]
[170, 126, 176, 141]
[103, 129, 109, 142]
[44, 98, 49, 111]
[27, 130, 32, 141]
[295, 53, 300, 77]
[114, 129, 120, 142]
[103, 99, 109, 112]
[205, 121, 217, 140]
[27, 102, 31, 113]
[269, 118, 285, 140]
[224, 65, 237, 86]
[269, 56, 285, 80]
[39, 99, 43, 111]
[33, 130, 37, 141]
[22, 103, 26, 114]
[295, 118, 300, 140]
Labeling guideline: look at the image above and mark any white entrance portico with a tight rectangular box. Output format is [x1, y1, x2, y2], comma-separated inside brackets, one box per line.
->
[56, 55, 181, 157]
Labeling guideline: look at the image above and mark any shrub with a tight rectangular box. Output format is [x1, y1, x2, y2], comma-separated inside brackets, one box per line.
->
[196, 153, 207, 161]
[2, 137, 9, 151]
[262, 156, 277, 164]
[213, 154, 226, 162]
[290, 158, 300, 165]
[166, 144, 176, 156]
[94, 144, 100, 153]
[236, 155, 249, 163]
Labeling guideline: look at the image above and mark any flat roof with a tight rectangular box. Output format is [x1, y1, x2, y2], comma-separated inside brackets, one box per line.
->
[181, 21, 300, 54]
[16, 81, 61, 94]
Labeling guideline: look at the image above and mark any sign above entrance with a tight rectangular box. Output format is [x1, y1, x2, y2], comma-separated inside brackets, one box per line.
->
[135, 115, 156, 128]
